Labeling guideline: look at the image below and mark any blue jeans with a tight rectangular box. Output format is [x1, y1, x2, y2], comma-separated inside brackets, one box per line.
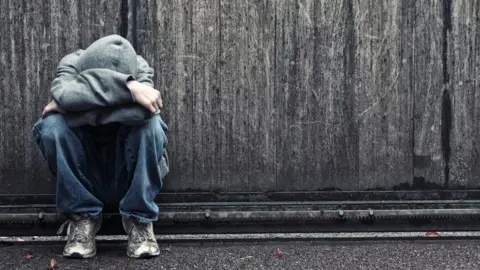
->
[32, 113, 168, 223]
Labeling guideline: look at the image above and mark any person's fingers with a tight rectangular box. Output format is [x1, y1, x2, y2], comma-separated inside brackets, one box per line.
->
[157, 96, 163, 108]
[148, 105, 156, 114]
[151, 90, 161, 110]
[152, 98, 160, 111]
[41, 101, 65, 118]
[42, 104, 51, 117]
[149, 103, 158, 114]
[152, 89, 163, 108]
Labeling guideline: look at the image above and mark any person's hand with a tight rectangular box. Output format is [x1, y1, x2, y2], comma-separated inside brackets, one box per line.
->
[42, 99, 65, 117]
[127, 80, 163, 114]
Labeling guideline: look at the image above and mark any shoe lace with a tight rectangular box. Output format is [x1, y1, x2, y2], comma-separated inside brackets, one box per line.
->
[132, 222, 151, 243]
[57, 219, 91, 243]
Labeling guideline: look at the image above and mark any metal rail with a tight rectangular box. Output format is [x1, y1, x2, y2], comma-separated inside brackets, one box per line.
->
[1, 208, 480, 224]
[2, 200, 480, 236]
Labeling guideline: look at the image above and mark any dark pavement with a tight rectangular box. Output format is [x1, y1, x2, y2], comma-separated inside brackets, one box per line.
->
[0, 239, 479, 270]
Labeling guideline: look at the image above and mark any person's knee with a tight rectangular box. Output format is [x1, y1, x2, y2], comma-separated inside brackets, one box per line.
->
[33, 114, 71, 143]
[131, 115, 167, 147]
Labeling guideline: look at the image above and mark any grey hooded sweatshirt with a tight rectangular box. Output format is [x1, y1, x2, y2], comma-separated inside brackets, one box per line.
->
[50, 34, 155, 127]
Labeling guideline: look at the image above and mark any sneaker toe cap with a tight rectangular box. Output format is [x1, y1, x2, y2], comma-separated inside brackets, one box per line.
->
[64, 244, 95, 258]
[130, 243, 160, 258]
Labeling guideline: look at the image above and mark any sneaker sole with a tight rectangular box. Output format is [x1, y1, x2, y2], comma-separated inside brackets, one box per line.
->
[128, 251, 160, 259]
[63, 251, 96, 259]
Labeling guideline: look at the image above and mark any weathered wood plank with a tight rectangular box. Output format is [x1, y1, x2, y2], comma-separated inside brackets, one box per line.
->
[354, 0, 414, 189]
[0, 0, 4, 188]
[412, 0, 445, 189]
[245, 0, 277, 192]
[60, 0, 81, 52]
[215, 0, 250, 191]
[273, 0, 307, 191]
[0, 0, 16, 191]
[1, 0, 30, 192]
[191, 0, 222, 191]
[0, 0, 8, 190]
[311, 0, 358, 191]
[449, 0, 480, 188]
[274, 0, 357, 191]
[77, 0, 121, 47]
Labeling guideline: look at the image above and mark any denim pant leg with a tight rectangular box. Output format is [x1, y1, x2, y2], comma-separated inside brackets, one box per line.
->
[33, 114, 104, 217]
[119, 114, 168, 223]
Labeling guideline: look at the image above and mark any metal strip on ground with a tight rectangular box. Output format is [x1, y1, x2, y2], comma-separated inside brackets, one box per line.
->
[2, 232, 480, 243]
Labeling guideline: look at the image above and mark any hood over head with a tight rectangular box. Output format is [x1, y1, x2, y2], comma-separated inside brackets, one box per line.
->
[76, 34, 137, 75]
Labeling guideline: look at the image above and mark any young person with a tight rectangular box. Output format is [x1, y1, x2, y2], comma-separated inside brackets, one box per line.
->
[33, 34, 168, 259]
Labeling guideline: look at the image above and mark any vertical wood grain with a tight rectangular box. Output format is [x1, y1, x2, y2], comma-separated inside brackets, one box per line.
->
[449, 0, 480, 188]
[354, 0, 414, 189]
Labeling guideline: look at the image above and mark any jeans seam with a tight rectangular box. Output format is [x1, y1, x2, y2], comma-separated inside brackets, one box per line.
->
[33, 125, 42, 146]
[33, 124, 57, 174]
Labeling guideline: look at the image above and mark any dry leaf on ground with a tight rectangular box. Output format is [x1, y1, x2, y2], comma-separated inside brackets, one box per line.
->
[47, 258, 57, 270]
[272, 248, 283, 258]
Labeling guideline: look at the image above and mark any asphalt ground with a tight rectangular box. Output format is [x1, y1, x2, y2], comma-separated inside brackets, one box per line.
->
[0, 236, 479, 270]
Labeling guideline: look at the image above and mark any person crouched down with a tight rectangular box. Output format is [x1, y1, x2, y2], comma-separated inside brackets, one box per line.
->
[33, 34, 168, 259]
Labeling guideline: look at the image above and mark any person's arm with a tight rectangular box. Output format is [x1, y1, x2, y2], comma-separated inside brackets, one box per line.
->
[64, 104, 153, 127]
[44, 51, 162, 119]
[125, 55, 163, 112]
[135, 55, 154, 87]
[50, 50, 136, 112]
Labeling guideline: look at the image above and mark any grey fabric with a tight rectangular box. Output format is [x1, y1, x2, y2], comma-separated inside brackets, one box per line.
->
[50, 34, 155, 127]
[64, 104, 155, 127]
[76, 35, 138, 75]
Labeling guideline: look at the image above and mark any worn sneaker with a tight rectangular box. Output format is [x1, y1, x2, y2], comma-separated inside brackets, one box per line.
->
[57, 214, 102, 258]
[122, 216, 160, 258]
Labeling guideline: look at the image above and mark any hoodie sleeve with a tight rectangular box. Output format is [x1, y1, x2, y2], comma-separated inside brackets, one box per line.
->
[64, 104, 154, 127]
[60, 53, 158, 127]
[50, 50, 136, 112]
[135, 55, 155, 87]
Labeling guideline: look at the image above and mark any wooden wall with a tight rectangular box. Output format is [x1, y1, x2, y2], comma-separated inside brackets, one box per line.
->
[0, 0, 478, 195]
